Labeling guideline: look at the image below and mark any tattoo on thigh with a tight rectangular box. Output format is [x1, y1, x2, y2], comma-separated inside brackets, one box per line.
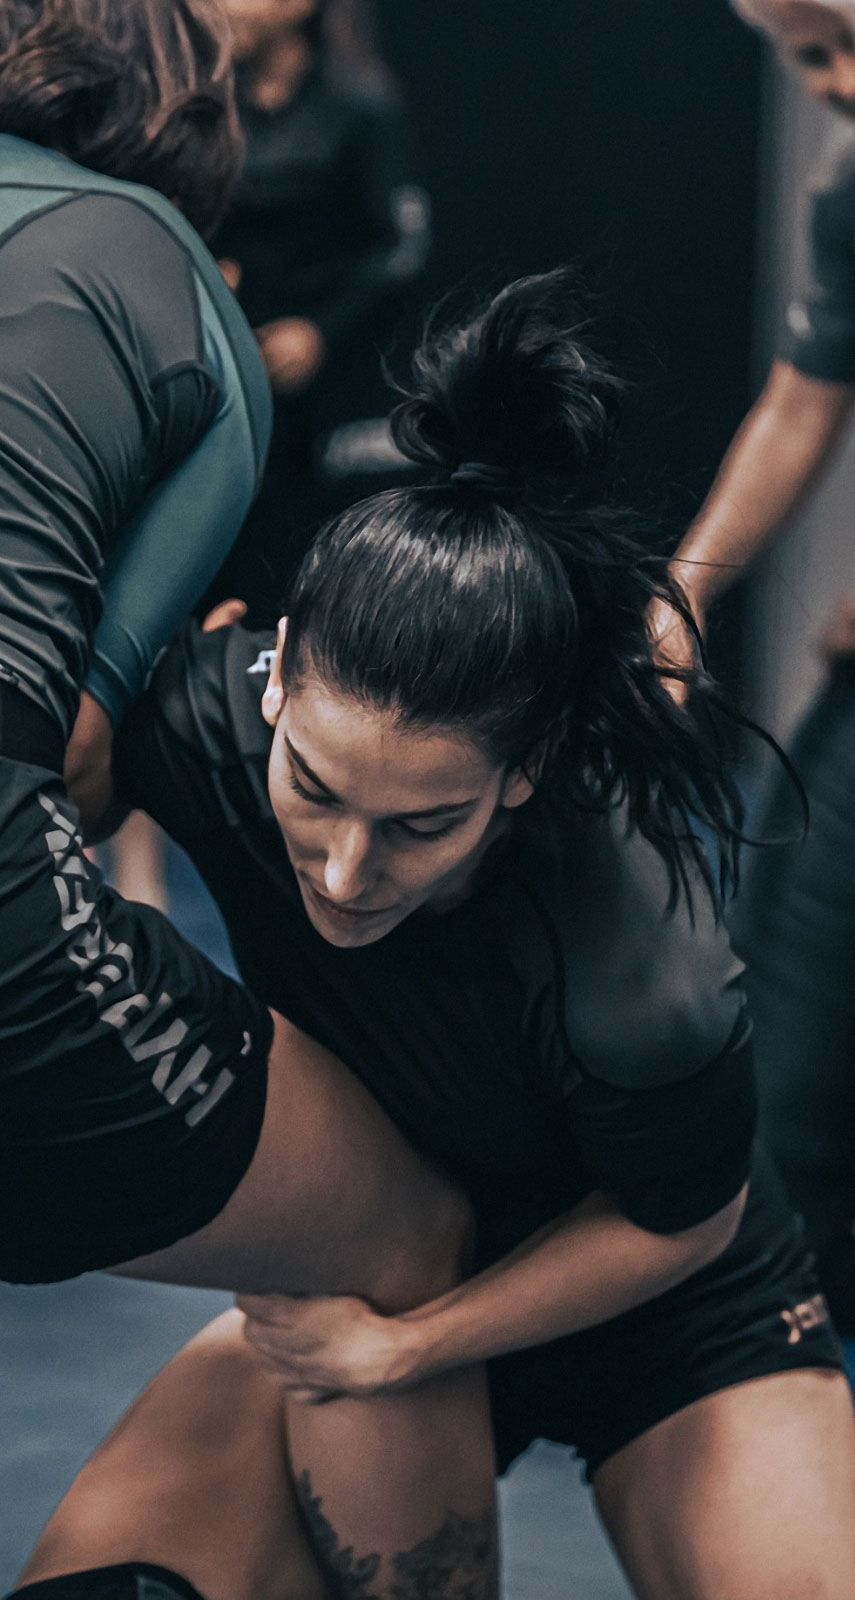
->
[296, 1471, 498, 1599]
[296, 1469, 381, 1596]
[390, 1508, 498, 1599]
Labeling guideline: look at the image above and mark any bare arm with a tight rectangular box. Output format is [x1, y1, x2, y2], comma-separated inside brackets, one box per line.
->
[649, 361, 855, 689]
[238, 1185, 747, 1394]
[674, 360, 855, 614]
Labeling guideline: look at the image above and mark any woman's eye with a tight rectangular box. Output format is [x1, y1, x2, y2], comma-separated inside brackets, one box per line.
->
[289, 773, 334, 807]
[796, 45, 832, 68]
[285, 770, 461, 837]
[393, 818, 458, 842]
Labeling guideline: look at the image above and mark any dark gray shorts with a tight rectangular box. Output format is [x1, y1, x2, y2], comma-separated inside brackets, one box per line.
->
[488, 1147, 845, 1478]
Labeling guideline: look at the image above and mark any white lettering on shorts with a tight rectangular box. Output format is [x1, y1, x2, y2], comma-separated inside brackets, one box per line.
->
[38, 792, 236, 1125]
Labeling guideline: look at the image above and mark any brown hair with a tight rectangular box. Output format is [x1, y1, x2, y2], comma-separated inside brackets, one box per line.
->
[0, 0, 243, 238]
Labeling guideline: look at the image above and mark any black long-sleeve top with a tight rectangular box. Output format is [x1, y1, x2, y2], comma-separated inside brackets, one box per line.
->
[214, 64, 430, 346]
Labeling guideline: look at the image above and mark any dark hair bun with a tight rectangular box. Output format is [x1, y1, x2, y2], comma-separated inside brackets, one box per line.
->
[391, 268, 622, 493]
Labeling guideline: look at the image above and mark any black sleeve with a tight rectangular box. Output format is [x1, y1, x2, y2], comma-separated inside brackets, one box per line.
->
[781, 142, 855, 382]
[313, 93, 430, 347]
[528, 813, 755, 1233]
[112, 620, 274, 848]
[568, 1018, 756, 1233]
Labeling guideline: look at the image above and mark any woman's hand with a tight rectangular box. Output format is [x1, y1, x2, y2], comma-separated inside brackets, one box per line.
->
[217, 258, 243, 294]
[236, 1292, 423, 1402]
[201, 597, 248, 633]
[255, 317, 326, 394]
[646, 579, 703, 706]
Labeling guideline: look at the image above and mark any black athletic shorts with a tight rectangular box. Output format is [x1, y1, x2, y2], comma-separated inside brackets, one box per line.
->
[0, 753, 272, 1284]
[7, 1564, 204, 1600]
[487, 1145, 845, 1478]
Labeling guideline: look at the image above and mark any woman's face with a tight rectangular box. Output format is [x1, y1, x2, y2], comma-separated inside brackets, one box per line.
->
[773, 2, 855, 114]
[265, 656, 535, 948]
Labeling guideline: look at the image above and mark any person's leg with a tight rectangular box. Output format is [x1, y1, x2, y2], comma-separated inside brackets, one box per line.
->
[594, 1370, 855, 1600]
[2, 766, 497, 1600]
[280, 1377, 496, 1600]
[113, 1016, 498, 1600]
[108, 812, 168, 913]
[113, 1014, 469, 1301]
[17, 1311, 332, 1600]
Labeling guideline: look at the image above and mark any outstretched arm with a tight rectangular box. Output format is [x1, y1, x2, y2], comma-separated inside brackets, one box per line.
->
[674, 361, 854, 613]
[649, 362, 855, 687]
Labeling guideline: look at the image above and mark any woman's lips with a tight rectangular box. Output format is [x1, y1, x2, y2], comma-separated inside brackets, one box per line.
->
[303, 879, 394, 923]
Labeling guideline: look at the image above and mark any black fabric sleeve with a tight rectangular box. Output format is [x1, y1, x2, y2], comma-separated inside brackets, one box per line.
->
[782, 143, 855, 382]
[551, 814, 748, 1092]
[112, 620, 274, 847]
[569, 1019, 757, 1233]
[312, 94, 430, 347]
[520, 814, 756, 1233]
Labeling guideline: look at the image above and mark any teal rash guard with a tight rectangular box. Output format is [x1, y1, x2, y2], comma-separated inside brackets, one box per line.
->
[0, 134, 272, 737]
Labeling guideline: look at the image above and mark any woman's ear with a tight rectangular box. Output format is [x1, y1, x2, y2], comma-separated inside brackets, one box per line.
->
[262, 617, 288, 727]
[500, 744, 547, 810]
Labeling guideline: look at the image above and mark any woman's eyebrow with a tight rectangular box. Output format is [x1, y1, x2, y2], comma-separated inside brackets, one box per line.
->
[286, 738, 337, 797]
[284, 738, 479, 818]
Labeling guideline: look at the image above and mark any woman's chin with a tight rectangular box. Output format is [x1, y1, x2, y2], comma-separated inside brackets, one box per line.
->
[300, 880, 405, 947]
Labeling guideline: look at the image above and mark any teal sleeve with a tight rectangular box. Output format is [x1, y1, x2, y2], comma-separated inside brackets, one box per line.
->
[85, 273, 272, 726]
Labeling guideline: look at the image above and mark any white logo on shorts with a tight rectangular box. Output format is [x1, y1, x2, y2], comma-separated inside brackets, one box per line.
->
[38, 792, 235, 1125]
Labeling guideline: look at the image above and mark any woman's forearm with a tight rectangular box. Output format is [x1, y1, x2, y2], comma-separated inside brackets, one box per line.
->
[673, 361, 855, 615]
[393, 1187, 747, 1382]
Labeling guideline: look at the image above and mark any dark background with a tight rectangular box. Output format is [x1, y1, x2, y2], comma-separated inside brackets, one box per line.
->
[376, 0, 765, 537]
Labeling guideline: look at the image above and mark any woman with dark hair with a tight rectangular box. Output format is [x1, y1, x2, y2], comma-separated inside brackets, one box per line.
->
[95, 270, 855, 1598]
[0, 6, 500, 1598]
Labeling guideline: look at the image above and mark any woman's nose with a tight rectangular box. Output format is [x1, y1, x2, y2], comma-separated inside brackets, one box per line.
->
[323, 822, 375, 902]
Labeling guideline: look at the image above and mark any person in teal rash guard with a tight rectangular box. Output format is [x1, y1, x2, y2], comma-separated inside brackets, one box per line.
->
[0, 7, 501, 1600]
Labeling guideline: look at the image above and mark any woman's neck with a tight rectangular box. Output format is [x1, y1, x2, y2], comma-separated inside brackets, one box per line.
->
[241, 35, 315, 113]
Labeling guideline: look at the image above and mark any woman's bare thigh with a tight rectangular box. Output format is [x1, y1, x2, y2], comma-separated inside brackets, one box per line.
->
[593, 1368, 855, 1600]
[114, 1013, 468, 1309]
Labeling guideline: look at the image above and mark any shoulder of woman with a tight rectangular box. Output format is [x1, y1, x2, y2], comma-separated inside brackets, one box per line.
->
[522, 810, 746, 1091]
